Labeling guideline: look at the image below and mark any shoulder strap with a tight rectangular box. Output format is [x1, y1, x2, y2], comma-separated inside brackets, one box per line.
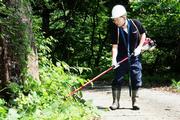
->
[130, 19, 141, 39]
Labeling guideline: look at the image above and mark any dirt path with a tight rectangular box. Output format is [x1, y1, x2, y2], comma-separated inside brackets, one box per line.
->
[82, 86, 180, 120]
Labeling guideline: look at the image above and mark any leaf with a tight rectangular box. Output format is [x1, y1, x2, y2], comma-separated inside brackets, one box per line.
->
[61, 61, 70, 72]
[6, 108, 20, 120]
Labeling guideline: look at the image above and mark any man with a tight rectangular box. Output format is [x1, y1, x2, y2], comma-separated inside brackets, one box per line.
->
[110, 5, 146, 110]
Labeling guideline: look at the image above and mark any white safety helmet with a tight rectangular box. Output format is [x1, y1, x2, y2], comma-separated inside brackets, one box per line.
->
[111, 5, 127, 19]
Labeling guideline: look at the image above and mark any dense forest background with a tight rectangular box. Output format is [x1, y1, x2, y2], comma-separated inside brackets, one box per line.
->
[33, 0, 180, 75]
[0, 0, 179, 119]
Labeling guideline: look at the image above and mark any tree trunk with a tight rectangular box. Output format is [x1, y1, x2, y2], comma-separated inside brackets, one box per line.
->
[24, 2, 40, 81]
[0, 0, 39, 90]
[0, 28, 10, 85]
[42, 4, 50, 38]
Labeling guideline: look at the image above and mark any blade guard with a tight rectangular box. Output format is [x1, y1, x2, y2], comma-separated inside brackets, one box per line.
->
[142, 38, 156, 51]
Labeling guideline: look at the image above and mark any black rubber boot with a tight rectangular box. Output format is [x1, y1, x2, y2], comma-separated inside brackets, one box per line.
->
[132, 90, 140, 110]
[109, 88, 121, 110]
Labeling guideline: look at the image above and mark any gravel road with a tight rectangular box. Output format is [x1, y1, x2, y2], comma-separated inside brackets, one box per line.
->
[82, 86, 180, 120]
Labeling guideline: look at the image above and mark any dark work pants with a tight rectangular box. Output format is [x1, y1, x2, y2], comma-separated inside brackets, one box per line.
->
[112, 56, 142, 90]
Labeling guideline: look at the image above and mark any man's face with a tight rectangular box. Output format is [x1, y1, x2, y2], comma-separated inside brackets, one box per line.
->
[113, 16, 126, 27]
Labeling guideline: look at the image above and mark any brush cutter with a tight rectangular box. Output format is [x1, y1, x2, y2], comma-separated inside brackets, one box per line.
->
[67, 56, 129, 97]
[67, 38, 156, 97]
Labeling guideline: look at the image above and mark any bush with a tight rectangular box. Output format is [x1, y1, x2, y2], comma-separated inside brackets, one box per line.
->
[1, 58, 99, 119]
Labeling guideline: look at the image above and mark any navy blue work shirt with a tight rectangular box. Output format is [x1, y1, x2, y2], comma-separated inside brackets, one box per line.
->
[111, 19, 146, 60]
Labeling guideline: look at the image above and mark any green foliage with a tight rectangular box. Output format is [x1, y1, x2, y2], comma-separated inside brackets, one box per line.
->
[130, 0, 180, 72]
[141, 49, 164, 73]
[131, 0, 179, 41]
[171, 79, 180, 91]
[0, 0, 32, 77]
[23, 59, 97, 119]
[31, 0, 111, 68]
[8, 82, 21, 94]
[56, 61, 92, 75]
[142, 72, 180, 88]
[0, 99, 7, 119]
[1, 24, 99, 117]
[0, 4, 99, 118]
[1, 58, 98, 119]
[6, 108, 20, 120]
[33, 14, 93, 76]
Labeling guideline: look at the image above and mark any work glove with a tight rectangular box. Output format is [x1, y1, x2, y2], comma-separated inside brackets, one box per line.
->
[133, 46, 142, 56]
[112, 59, 119, 69]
